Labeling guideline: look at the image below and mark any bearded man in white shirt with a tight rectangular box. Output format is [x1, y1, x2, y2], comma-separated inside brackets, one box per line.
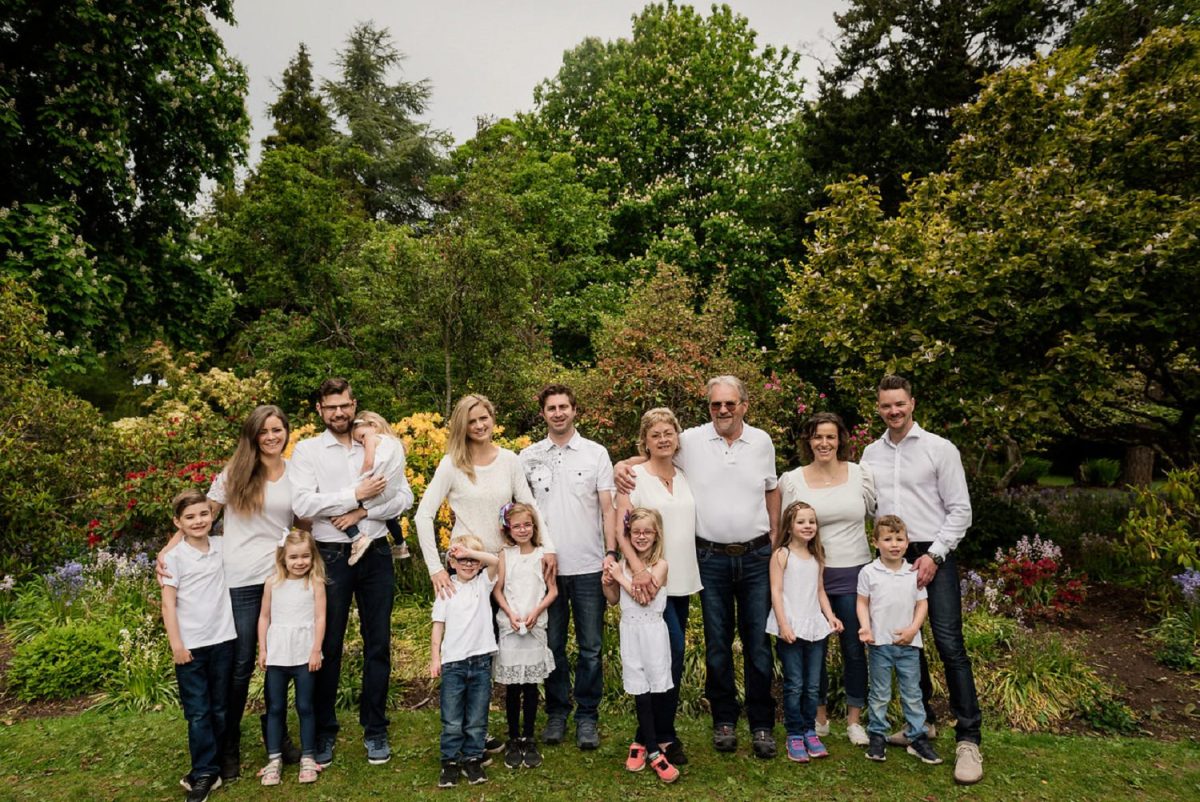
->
[860, 374, 982, 785]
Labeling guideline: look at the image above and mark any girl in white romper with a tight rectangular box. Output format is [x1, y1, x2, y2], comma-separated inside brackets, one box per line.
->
[767, 501, 844, 764]
[603, 507, 678, 784]
[492, 502, 557, 769]
[256, 529, 327, 786]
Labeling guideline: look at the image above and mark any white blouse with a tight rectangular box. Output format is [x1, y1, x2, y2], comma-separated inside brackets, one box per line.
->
[628, 463, 702, 596]
[778, 462, 876, 569]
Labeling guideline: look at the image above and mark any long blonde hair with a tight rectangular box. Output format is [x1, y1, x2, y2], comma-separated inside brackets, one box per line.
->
[447, 393, 495, 482]
[626, 507, 666, 566]
[354, 410, 397, 438]
[223, 405, 290, 515]
[271, 529, 327, 588]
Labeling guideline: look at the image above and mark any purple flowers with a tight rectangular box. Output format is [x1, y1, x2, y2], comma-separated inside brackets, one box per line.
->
[46, 560, 85, 600]
[1174, 569, 1200, 606]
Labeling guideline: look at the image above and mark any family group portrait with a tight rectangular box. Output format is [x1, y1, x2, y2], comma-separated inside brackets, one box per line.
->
[1, 1, 1197, 801]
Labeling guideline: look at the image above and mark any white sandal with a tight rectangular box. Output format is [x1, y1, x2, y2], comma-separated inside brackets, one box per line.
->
[258, 757, 282, 786]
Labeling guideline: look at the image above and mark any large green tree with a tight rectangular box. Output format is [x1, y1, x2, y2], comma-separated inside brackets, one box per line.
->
[0, 0, 248, 359]
[781, 27, 1200, 478]
[263, 44, 336, 152]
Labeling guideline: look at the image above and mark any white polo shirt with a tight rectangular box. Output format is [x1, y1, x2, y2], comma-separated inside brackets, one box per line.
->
[431, 572, 498, 665]
[860, 422, 972, 561]
[676, 422, 778, 544]
[521, 431, 615, 576]
[162, 537, 237, 650]
[856, 558, 927, 648]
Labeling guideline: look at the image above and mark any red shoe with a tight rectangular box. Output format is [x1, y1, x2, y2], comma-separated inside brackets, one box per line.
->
[648, 752, 679, 783]
[625, 742, 647, 772]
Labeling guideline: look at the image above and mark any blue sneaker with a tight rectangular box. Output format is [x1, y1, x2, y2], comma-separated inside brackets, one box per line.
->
[786, 735, 810, 763]
[365, 734, 391, 765]
[804, 733, 829, 758]
[314, 735, 335, 767]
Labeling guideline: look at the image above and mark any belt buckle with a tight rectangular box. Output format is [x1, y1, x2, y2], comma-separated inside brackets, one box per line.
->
[724, 542, 747, 557]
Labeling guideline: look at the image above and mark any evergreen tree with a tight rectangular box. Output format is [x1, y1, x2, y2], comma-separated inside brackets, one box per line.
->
[263, 44, 335, 151]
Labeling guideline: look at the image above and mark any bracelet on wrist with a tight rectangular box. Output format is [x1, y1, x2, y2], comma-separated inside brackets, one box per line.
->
[605, 549, 620, 560]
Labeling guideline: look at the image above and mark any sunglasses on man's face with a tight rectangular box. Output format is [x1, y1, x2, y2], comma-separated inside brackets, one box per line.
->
[709, 400, 741, 411]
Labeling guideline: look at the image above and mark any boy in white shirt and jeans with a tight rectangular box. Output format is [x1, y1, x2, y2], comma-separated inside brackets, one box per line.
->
[162, 489, 237, 802]
[857, 515, 942, 766]
[430, 535, 500, 788]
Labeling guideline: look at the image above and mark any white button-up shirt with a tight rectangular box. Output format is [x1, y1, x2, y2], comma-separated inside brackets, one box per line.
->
[290, 429, 414, 544]
[676, 421, 778, 544]
[521, 431, 615, 576]
[860, 422, 972, 561]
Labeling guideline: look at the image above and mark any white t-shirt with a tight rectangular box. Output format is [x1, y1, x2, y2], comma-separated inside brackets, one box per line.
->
[208, 466, 294, 588]
[856, 558, 927, 648]
[628, 464, 701, 596]
[521, 432, 614, 576]
[778, 462, 875, 568]
[431, 572, 498, 665]
[675, 422, 778, 544]
[162, 537, 237, 650]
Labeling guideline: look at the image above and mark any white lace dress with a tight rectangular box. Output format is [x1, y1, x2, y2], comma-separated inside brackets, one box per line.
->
[265, 577, 316, 667]
[493, 545, 555, 683]
[765, 552, 834, 642]
[618, 566, 673, 695]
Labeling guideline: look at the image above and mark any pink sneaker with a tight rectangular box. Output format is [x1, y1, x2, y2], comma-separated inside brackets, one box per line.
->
[648, 752, 679, 783]
[625, 742, 647, 772]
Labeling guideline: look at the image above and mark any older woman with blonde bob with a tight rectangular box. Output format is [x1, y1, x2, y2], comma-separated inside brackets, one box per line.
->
[615, 407, 700, 765]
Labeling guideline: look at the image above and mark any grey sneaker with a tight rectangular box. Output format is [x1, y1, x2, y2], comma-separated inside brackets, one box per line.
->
[314, 734, 335, 767]
[542, 717, 567, 745]
[365, 734, 391, 765]
[712, 723, 737, 752]
[907, 735, 943, 765]
[954, 741, 983, 785]
[888, 721, 936, 746]
[751, 728, 777, 759]
[576, 720, 600, 750]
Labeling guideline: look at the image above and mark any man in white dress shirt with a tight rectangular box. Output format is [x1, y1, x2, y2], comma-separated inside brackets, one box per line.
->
[860, 374, 983, 785]
[290, 378, 413, 769]
[520, 384, 616, 750]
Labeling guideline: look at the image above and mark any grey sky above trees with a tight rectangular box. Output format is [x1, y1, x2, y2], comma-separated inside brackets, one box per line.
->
[216, 0, 847, 155]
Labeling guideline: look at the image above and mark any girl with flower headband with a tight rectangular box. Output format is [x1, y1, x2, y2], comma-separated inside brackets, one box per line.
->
[256, 529, 327, 787]
[492, 502, 557, 769]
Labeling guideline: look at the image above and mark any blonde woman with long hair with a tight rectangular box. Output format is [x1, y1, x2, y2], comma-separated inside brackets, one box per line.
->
[416, 394, 556, 599]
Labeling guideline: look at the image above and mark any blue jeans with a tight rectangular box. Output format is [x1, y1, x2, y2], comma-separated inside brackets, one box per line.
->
[697, 541, 775, 731]
[866, 644, 926, 739]
[818, 591, 868, 710]
[316, 538, 395, 740]
[265, 664, 316, 756]
[175, 639, 234, 778]
[777, 637, 826, 736]
[439, 654, 493, 761]
[906, 543, 982, 744]
[222, 584, 263, 758]
[545, 571, 605, 724]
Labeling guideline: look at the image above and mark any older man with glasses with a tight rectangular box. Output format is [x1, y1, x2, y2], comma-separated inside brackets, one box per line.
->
[616, 376, 781, 758]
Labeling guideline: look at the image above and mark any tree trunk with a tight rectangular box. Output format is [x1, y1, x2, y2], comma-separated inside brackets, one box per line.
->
[1121, 444, 1154, 487]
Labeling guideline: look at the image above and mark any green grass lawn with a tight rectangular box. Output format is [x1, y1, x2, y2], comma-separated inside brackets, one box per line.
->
[2, 708, 1198, 801]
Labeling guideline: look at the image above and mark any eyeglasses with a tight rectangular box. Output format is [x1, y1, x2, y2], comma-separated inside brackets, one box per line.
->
[454, 557, 479, 566]
[709, 400, 742, 411]
[320, 402, 355, 413]
[509, 523, 534, 531]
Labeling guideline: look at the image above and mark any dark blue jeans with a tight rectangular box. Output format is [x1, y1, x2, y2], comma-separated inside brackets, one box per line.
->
[439, 654, 493, 761]
[265, 664, 316, 756]
[222, 583, 263, 758]
[175, 639, 234, 778]
[316, 538, 395, 741]
[777, 636, 826, 736]
[545, 571, 605, 724]
[866, 644, 926, 738]
[906, 542, 982, 744]
[649, 594, 690, 743]
[697, 541, 775, 731]
[818, 591, 868, 710]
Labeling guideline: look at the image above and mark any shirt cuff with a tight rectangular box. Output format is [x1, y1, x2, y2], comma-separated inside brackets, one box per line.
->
[928, 540, 951, 562]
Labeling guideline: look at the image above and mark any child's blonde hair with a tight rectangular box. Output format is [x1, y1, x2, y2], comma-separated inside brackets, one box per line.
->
[448, 534, 486, 566]
[499, 502, 541, 547]
[272, 528, 327, 588]
[626, 507, 665, 566]
[778, 501, 826, 565]
[353, 410, 397, 438]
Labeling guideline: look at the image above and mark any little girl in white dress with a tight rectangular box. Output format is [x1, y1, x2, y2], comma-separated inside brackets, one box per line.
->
[492, 503, 557, 769]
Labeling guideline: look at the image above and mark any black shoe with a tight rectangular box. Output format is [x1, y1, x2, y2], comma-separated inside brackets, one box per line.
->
[542, 717, 567, 745]
[484, 736, 505, 753]
[185, 774, 221, 802]
[712, 723, 737, 752]
[504, 739, 524, 769]
[906, 735, 944, 765]
[867, 733, 887, 762]
[280, 735, 302, 765]
[752, 729, 776, 759]
[462, 757, 488, 785]
[219, 750, 240, 782]
[664, 739, 688, 766]
[438, 760, 460, 788]
[522, 739, 543, 769]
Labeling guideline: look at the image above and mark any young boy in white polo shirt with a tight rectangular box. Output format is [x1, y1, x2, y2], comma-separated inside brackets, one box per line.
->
[162, 489, 237, 802]
[856, 515, 942, 766]
[430, 535, 500, 788]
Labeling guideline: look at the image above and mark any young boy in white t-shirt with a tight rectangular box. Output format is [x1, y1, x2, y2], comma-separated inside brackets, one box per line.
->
[162, 489, 238, 802]
[430, 535, 499, 789]
[857, 515, 942, 766]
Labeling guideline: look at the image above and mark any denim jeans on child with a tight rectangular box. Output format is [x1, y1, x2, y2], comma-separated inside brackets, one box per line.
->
[265, 664, 317, 756]
[176, 639, 234, 778]
[440, 653, 493, 761]
[866, 643, 926, 739]
[777, 636, 827, 736]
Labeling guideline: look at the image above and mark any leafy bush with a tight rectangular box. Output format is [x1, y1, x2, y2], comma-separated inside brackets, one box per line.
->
[94, 614, 179, 712]
[959, 476, 1039, 567]
[992, 536, 1086, 621]
[7, 619, 121, 701]
[1011, 456, 1052, 486]
[962, 610, 1019, 661]
[1080, 458, 1122, 487]
[1121, 468, 1200, 607]
[1011, 487, 1133, 556]
[1149, 569, 1200, 672]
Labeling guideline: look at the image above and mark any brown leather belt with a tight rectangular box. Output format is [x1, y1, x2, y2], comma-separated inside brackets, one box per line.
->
[695, 533, 771, 556]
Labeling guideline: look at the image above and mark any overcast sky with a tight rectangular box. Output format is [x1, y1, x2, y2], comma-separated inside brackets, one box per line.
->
[216, 0, 849, 160]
